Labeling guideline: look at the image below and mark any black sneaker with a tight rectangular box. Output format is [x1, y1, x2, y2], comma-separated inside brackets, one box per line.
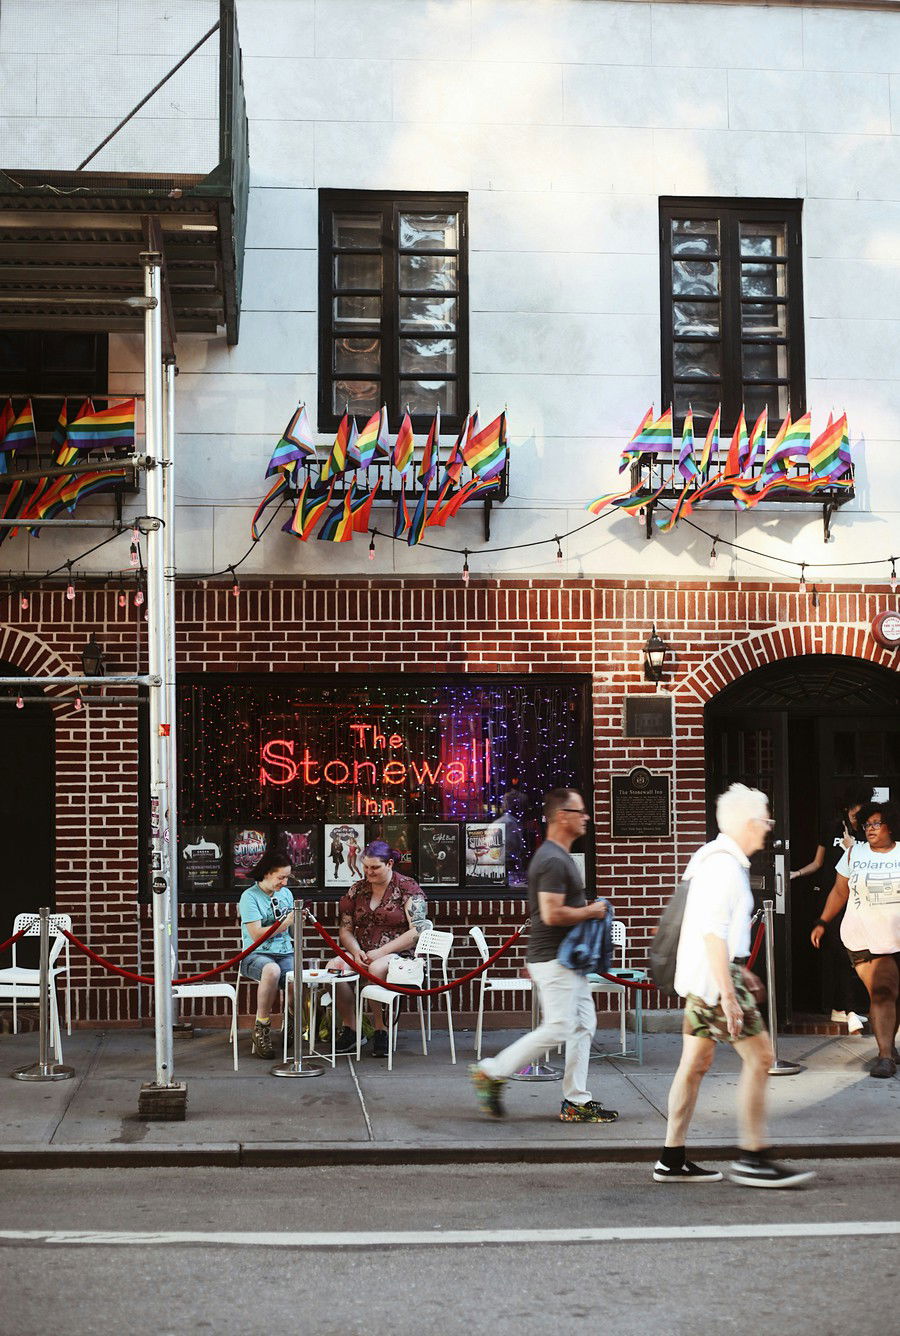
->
[372, 1030, 389, 1058]
[560, 1099, 618, 1123]
[727, 1157, 815, 1188]
[334, 1026, 362, 1055]
[653, 1160, 723, 1183]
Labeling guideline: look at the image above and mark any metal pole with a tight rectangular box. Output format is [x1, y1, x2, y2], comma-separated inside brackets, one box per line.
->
[272, 901, 322, 1078]
[509, 979, 561, 1082]
[11, 907, 74, 1081]
[163, 358, 180, 988]
[136, 250, 185, 1117]
[763, 899, 801, 1076]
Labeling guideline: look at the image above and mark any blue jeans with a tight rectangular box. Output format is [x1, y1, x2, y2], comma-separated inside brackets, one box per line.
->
[240, 951, 294, 985]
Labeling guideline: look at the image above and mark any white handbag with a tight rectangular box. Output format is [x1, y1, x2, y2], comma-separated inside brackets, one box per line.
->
[386, 955, 424, 987]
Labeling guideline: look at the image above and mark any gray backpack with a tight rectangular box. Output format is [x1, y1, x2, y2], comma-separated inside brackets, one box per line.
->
[649, 880, 689, 997]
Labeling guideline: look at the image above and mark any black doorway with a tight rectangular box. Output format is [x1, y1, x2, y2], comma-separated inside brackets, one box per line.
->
[706, 654, 900, 1023]
[0, 679, 55, 968]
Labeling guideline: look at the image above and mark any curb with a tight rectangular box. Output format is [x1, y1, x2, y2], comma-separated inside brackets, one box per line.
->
[2, 1138, 898, 1170]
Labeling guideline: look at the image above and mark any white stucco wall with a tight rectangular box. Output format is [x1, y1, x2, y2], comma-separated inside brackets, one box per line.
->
[5, 0, 900, 584]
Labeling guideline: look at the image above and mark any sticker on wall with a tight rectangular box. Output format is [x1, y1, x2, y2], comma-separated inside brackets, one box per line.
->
[325, 822, 365, 888]
[418, 823, 460, 886]
[180, 823, 226, 894]
[269, 823, 319, 890]
[465, 822, 507, 887]
[231, 823, 269, 890]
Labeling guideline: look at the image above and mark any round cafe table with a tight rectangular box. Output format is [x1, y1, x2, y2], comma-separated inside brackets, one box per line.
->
[283, 967, 360, 1067]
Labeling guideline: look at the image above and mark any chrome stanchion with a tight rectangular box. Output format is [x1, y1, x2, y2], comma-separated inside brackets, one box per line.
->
[272, 900, 323, 1079]
[763, 898, 801, 1076]
[12, 907, 75, 1082]
[509, 977, 561, 1082]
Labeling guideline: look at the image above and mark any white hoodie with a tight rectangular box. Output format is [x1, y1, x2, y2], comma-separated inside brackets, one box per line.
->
[674, 833, 753, 1006]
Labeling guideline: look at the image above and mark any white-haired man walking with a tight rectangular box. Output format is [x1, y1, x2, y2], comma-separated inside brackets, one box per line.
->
[654, 783, 814, 1188]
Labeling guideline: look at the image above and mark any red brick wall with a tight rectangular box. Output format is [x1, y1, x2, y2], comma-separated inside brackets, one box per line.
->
[3, 577, 897, 1026]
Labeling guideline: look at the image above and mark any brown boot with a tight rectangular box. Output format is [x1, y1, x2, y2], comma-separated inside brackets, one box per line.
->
[251, 1018, 274, 1059]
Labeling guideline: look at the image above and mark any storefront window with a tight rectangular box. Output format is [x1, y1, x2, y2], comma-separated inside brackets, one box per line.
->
[175, 676, 590, 899]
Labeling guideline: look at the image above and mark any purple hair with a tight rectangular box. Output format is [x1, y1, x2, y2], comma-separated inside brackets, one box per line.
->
[363, 839, 401, 865]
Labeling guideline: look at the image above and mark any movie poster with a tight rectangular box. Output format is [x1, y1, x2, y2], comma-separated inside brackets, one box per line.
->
[324, 822, 365, 888]
[418, 823, 460, 887]
[269, 823, 319, 890]
[465, 822, 507, 887]
[231, 823, 269, 890]
[382, 817, 414, 875]
[180, 823, 226, 894]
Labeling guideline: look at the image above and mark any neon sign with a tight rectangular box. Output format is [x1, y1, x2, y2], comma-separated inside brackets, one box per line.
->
[259, 724, 492, 816]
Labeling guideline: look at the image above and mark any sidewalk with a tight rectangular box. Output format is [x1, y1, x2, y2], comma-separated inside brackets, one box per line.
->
[1, 1026, 897, 1168]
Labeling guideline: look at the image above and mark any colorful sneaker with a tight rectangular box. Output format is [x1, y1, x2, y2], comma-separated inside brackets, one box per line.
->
[653, 1160, 723, 1183]
[251, 1018, 274, 1059]
[470, 1064, 506, 1118]
[559, 1099, 618, 1123]
[727, 1156, 815, 1188]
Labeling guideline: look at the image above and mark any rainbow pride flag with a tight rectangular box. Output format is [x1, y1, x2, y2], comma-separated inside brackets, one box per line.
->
[746, 408, 767, 471]
[698, 406, 720, 475]
[759, 411, 792, 482]
[251, 474, 290, 541]
[677, 409, 698, 482]
[464, 412, 507, 481]
[724, 409, 748, 477]
[618, 407, 655, 472]
[0, 479, 26, 546]
[66, 399, 134, 451]
[779, 410, 811, 464]
[0, 400, 35, 453]
[392, 411, 415, 476]
[808, 413, 851, 480]
[60, 468, 128, 513]
[393, 481, 411, 537]
[440, 416, 467, 488]
[266, 403, 316, 476]
[355, 408, 384, 469]
[282, 477, 333, 541]
[321, 413, 352, 481]
[418, 408, 440, 485]
[351, 479, 381, 534]
[317, 489, 355, 543]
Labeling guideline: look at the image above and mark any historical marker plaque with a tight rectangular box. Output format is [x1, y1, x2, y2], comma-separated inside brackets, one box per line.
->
[611, 767, 671, 839]
[624, 694, 673, 738]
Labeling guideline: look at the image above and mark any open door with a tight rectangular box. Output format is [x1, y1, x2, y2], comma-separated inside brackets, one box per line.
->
[0, 704, 55, 968]
[705, 710, 791, 1024]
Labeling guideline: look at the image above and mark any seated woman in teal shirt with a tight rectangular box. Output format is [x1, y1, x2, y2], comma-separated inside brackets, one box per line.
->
[238, 852, 295, 1059]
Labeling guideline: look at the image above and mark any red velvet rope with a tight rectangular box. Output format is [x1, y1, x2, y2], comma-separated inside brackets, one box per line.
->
[61, 919, 284, 985]
[0, 928, 26, 954]
[747, 919, 765, 971]
[306, 916, 530, 995]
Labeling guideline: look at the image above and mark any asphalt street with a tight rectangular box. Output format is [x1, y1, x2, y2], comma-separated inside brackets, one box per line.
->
[1, 1161, 898, 1336]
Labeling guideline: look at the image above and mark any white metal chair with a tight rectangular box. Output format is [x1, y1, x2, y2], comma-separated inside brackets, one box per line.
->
[172, 980, 239, 1070]
[0, 912, 72, 1062]
[414, 928, 456, 1064]
[469, 925, 532, 1061]
[587, 918, 646, 1062]
[356, 956, 428, 1071]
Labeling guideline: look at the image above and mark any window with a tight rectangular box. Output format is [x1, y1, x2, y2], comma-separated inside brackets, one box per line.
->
[318, 190, 468, 435]
[659, 199, 805, 435]
[172, 674, 592, 900]
[0, 331, 109, 432]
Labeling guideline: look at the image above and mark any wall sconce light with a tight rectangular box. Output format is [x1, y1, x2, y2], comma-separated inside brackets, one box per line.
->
[81, 635, 105, 678]
[643, 625, 670, 683]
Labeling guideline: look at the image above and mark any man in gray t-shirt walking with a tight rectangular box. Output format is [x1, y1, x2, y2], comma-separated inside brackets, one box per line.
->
[470, 789, 619, 1123]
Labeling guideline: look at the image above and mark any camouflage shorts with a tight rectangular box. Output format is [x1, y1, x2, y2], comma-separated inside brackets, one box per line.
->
[684, 964, 765, 1044]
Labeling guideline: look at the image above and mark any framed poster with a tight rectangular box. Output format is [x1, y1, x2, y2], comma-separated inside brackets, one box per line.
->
[418, 823, 460, 886]
[231, 822, 269, 890]
[382, 817, 414, 875]
[465, 822, 507, 887]
[269, 823, 319, 890]
[325, 822, 365, 888]
[180, 823, 226, 895]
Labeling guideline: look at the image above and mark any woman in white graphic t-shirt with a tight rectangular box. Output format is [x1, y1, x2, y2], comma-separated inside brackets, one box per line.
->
[812, 801, 900, 1079]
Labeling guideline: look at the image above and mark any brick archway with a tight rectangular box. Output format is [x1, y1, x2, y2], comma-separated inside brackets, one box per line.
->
[0, 623, 83, 719]
[676, 621, 899, 706]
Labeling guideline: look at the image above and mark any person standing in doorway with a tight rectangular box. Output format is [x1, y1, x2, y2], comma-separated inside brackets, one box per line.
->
[654, 784, 813, 1187]
[791, 785, 871, 1031]
[470, 788, 618, 1124]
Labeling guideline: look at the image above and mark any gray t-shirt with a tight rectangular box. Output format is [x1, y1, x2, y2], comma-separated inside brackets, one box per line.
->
[527, 839, 586, 963]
